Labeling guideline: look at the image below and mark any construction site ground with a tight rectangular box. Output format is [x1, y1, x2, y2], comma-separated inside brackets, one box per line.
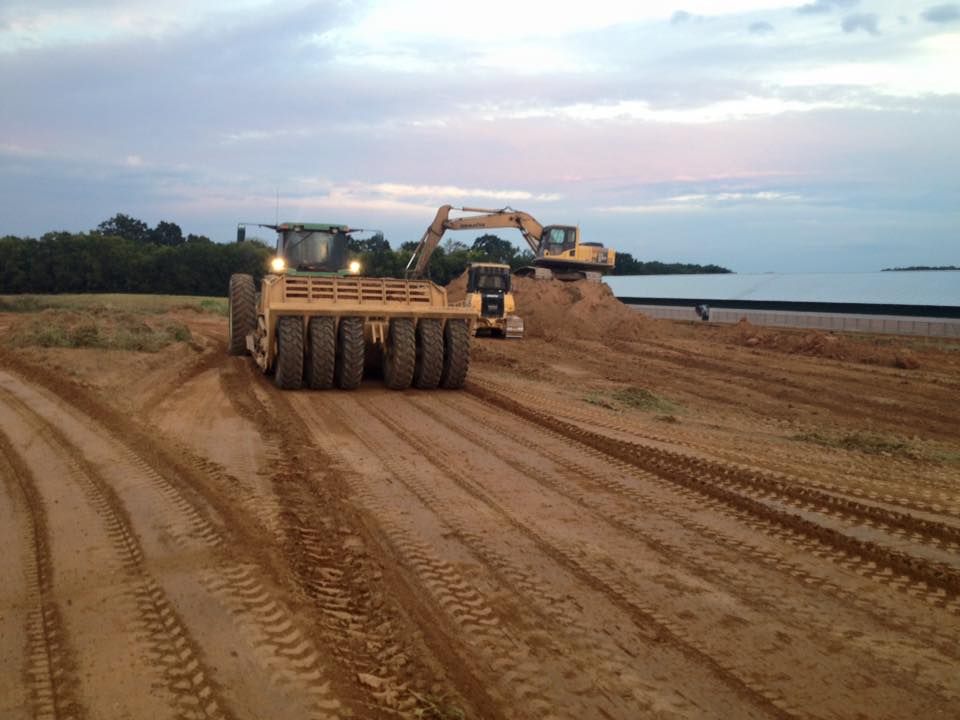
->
[1, 285, 959, 720]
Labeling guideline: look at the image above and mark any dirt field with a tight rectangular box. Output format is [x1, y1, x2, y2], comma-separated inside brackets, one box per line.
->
[1, 287, 959, 720]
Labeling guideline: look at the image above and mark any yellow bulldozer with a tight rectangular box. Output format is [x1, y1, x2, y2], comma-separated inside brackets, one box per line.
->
[463, 262, 524, 339]
[228, 222, 476, 391]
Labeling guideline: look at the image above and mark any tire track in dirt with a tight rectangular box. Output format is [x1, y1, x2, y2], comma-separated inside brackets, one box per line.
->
[412, 394, 960, 702]
[0, 431, 85, 720]
[0, 366, 346, 720]
[616, 337, 960, 439]
[297, 391, 765, 720]
[348, 394, 812, 720]
[220, 359, 483, 720]
[435, 391, 960, 645]
[468, 383, 960, 600]
[473, 371, 960, 527]
[473, 368, 960, 518]
[315, 397, 694, 719]
[0, 386, 228, 720]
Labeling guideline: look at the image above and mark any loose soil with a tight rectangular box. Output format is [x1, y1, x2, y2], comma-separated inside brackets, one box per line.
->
[1, 289, 958, 720]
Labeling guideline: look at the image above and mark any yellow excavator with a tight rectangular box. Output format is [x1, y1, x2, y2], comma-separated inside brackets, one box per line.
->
[407, 205, 616, 282]
[405, 206, 615, 339]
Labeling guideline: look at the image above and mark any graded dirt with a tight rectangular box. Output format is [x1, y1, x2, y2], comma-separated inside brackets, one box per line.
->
[1, 291, 958, 720]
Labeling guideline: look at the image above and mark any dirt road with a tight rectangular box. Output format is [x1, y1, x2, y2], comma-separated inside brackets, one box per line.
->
[1, 307, 959, 719]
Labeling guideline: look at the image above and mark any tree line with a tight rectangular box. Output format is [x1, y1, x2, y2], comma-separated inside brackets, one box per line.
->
[0, 214, 732, 297]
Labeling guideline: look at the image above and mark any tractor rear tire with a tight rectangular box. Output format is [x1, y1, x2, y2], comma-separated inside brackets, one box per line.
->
[336, 317, 365, 390]
[413, 319, 443, 389]
[383, 318, 415, 390]
[228, 274, 256, 356]
[274, 316, 304, 390]
[305, 317, 336, 389]
[440, 320, 470, 389]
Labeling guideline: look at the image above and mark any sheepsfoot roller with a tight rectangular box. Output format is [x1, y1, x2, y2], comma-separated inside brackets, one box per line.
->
[228, 221, 476, 391]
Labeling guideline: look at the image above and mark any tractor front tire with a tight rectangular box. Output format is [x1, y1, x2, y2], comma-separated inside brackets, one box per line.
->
[383, 318, 415, 390]
[336, 317, 365, 390]
[228, 274, 256, 356]
[274, 316, 304, 390]
[440, 320, 470, 389]
[305, 317, 336, 389]
[413, 319, 443, 389]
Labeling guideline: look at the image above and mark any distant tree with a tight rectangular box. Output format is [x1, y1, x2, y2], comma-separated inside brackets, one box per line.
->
[882, 265, 958, 272]
[471, 234, 516, 264]
[151, 220, 185, 246]
[612, 251, 732, 275]
[95, 213, 151, 244]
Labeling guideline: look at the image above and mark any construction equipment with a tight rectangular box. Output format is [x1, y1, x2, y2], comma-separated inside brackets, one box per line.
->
[463, 263, 524, 338]
[407, 205, 616, 282]
[228, 222, 475, 391]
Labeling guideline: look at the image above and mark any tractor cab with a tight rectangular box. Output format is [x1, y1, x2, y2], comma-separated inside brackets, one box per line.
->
[237, 222, 361, 275]
[276, 223, 351, 273]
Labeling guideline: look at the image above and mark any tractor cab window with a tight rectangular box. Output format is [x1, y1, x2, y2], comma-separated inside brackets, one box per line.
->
[542, 227, 576, 256]
[283, 230, 348, 271]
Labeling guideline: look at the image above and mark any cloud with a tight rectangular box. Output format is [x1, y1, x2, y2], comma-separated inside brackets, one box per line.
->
[671, 10, 692, 25]
[748, 21, 774, 34]
[596, 191, 804, 214]
[796, 0, 858, 15]
[921, 4, 960, 23]
[842, 13, 880, 35]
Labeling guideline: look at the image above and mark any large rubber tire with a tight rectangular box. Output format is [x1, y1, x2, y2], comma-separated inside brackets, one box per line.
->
[274, 316, 304, 390]
[413, 319, 443, 389]
[440, 320, 470, 389]
[228, 274, 256, 356]
[335, 317, 365, 390]
[305, 317, 336, 390]
[382, 319, 415, 390]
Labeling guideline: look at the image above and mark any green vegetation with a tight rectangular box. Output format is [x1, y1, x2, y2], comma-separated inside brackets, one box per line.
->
[612, 252, 732, 275]
[1, 214, 271, 296]
[585, 386, 681, 414]
[7, 308, 193, 352]
[0, 293, 227, 314]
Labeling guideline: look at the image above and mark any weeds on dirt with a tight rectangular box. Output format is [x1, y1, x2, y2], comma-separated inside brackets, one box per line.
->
[7, 309, 192, 352]
[410, 692, 466, 720]
[793, 430, 914, 457]
[584, 386, 681, 414]
[0, 293, 226, 315]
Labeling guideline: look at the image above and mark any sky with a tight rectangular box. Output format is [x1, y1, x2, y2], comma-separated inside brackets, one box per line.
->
[1, 0, 958, 272]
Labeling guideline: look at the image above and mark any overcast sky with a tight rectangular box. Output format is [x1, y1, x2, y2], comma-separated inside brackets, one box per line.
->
[1, 0, 958, 272]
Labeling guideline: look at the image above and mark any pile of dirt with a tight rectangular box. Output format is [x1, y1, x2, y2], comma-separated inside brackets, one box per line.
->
[446, 273, 657, 342]
[720, 318, 921, 369]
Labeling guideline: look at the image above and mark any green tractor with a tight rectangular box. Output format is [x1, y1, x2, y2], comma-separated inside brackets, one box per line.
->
[228, 222, 475, 390]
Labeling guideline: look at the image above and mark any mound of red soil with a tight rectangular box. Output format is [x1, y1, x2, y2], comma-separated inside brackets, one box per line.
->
[446, 273, 656, 342]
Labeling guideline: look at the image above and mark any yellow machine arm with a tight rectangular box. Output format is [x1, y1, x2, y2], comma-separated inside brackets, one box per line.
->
[406, 205, 545, 278]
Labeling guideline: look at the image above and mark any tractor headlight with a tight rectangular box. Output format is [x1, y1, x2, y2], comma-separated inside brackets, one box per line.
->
[270, 257, 287, 273]
[348, 260, 361, 274]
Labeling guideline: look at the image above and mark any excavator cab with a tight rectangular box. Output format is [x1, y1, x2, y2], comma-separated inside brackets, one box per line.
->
[540, 226, 578, 257]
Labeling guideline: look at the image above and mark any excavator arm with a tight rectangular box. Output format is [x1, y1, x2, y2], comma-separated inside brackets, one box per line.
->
[406, 205, 545, 278]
